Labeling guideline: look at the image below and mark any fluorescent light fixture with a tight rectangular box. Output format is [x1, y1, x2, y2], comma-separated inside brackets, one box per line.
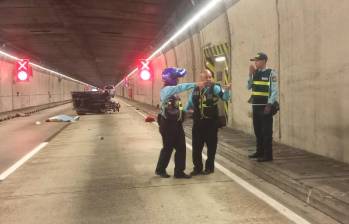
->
[215, 56, 226, 62]
[115, 0, 222, 88]
[147, 0, 222, 60]
[0, 50, 93, 87]
[0, 50, 18, 60]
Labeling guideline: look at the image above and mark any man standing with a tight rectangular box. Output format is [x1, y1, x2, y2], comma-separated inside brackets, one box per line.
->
[247, 52, 278, 162]
[186, 70, 231, 175]
[155, 67, 203, 178]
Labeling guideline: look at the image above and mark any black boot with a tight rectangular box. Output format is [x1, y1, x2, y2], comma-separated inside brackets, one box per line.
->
[248, 152, 261, 159]
[174, 172, 191, 179]
[155, 170, 170, 178]
[190, 169, 204, 176]
[203, 169, 214, 175]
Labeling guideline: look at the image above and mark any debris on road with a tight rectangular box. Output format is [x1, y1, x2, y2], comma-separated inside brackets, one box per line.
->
[16, 112, 28, 117]
[46, 114, 80, 122]
[145, 116, 155, 122]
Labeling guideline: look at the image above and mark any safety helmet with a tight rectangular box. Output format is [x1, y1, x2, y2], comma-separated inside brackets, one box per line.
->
[162, 67, 187, 86]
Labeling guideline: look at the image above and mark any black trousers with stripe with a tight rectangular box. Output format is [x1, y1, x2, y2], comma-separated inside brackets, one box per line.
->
[252, 105, 273, 159]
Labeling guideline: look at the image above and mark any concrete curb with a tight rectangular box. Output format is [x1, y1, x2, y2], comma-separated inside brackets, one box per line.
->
[0, 100, 72, 122]
[184, 129, 349, 224]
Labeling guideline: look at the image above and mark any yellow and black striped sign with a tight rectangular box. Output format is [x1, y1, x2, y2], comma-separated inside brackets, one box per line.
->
[203, 43, 230, 124]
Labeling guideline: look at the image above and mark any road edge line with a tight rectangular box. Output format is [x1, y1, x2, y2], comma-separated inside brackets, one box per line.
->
[0, 142, 48, 181]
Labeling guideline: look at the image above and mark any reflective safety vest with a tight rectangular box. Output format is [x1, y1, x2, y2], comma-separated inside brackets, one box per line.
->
[162, 95, 183, 121]
[192, 84, 221, 120]
[251, 69, 272, 105]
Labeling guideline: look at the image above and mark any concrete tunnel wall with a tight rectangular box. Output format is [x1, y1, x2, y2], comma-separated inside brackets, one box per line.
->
[117, 0, 349, 164]
[0, 55, 86, 113]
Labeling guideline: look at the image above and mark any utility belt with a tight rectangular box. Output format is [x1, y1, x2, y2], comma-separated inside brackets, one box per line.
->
[194, 99, 224, 128]
[193, 109, 218, 121]
[157, 110, 185, 125]
[158, 95, 184, 123]
[251, 102, 279, 116]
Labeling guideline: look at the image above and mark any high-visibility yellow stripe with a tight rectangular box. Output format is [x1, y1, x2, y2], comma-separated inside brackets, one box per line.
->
[208, 48, 213, 56]
[205, 62, 215, 74]
[224, 67, 229, 84]
[252, 92, 269, 96]
[223, 46, 228, 55]
[253, 81, 270, 86]
[206, 61, 215, 70]
[224, 71, 228, 84]
[216, 46, 221, 55]
[214, 46, 218, 55]
[219, 45, 224, 55]
[204, 43, 230, 125]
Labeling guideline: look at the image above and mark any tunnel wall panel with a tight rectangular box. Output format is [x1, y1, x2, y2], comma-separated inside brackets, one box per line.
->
[0, 56, 86, 113]
[227, 0, 279, 137]
[278, 0, 349, 162]
[117, 0, 349, 163]
[174, 38, 195, 105]
[0, 59, 14, 112]
[191, 33, 203, 81]
[151, 54, 167, 107]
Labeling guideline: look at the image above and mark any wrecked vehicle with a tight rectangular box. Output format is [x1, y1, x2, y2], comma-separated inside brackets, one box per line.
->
[71, 91, 120, 115]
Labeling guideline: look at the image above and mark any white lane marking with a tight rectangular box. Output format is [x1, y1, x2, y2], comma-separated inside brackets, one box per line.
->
[135, 109, 150, 119]
[123, 102, 131, 107]
[185, 142, 310, 224]
[126, 101, 311, 224]
[0, 142, 48, 181]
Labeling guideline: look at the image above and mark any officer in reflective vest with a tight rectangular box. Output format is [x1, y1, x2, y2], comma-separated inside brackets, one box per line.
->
[185, 69, 231, 175]
[247, 52, 278, 162]
[155, 67, 204, 178]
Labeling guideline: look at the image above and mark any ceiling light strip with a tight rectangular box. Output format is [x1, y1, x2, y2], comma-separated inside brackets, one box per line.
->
[147, 0, 221, 61]
[0, 50, 92, 87]
[115, 0, 222, 88]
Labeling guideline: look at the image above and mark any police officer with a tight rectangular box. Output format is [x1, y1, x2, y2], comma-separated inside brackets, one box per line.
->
[155, 67, 203, 178]
[247, 52, 278, 162]
[186, 69, 231, 175]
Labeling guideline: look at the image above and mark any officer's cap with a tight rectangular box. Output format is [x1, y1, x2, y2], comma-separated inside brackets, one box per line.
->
[250, 52, 268, 61]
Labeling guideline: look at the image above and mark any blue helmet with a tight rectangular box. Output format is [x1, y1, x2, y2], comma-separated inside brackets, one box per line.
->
[162, 67, 187, 85]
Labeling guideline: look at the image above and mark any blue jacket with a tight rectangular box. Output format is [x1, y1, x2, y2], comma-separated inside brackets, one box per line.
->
[160, 83, 196, 116]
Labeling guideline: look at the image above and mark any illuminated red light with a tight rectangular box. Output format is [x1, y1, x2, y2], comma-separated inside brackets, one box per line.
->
[18, 71, 29, 81]
[140, 69, 151, 81]
[138, 59, 152, 81]
[15, 59, 32, 82]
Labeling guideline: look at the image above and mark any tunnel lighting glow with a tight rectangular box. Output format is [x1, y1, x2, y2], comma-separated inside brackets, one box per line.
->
[17, 71, 29, 81]
[0, 50, 94, 87]
[215, 56, 226, 62]
[116, 0, 222, 88]
[147, 0, 222, 60]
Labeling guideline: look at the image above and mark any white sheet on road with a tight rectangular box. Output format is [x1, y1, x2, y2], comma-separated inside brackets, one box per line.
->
[46, 114, 80, 122]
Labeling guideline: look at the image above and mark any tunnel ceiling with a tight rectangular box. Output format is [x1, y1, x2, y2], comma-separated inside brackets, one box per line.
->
[0, 0, 194, 87]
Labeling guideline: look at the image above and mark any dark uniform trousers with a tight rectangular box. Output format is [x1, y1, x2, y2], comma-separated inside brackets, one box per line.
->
[192, 118, 218, 172]
[155, 118, 186, 175]
[253, 105, 273, 159]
